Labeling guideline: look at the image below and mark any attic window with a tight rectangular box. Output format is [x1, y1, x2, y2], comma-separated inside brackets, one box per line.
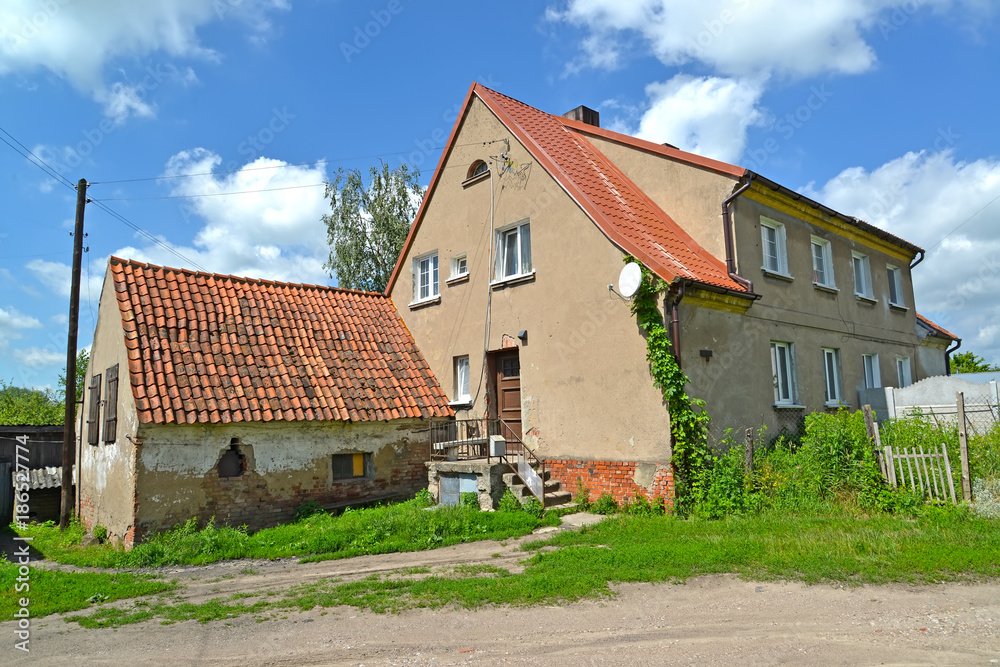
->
[218, 440, 246, 478]
[466, 160, 489, 180]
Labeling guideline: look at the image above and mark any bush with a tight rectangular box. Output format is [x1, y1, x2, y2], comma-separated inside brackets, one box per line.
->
[971, 478, 1000, 519]
[293, 501, 324, 522]
[460, 492, 480, 509]
[414, 487, 433, 507]
[573, 480, 590, 510]
[592, 493, 618, 515]
[498, 489, 524, 513]
[92, 525, 108, 544]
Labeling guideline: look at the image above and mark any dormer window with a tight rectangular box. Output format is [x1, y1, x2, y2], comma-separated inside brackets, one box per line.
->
[467, 160, 489, 179]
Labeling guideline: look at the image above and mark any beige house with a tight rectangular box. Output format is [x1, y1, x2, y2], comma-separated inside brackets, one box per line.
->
[79, 257, 450, 547]
[387, 83, 958, 504]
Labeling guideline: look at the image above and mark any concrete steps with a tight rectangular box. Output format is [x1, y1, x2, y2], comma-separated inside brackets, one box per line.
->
[502, 469, 572, 508]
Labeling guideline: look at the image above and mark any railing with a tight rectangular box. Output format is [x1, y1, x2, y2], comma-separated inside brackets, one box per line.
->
[428, 418, 546, 504]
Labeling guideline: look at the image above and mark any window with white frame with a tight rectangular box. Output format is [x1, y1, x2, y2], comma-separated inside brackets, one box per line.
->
[822, 347, 842, 405]
[495, 221, 531, 280]
[886, 264, 903, 306]
[450, 254, 468, 280]
[413, 252, 439, 302]
[454, 356, 470, 403]
[863, 353, 881, 389]
[770, 341, 796, 405]
[852, 251, 873, 299]
[760, 218, 788, 275]
[896, 355, 912, 388]
[811, 236, 834, 287]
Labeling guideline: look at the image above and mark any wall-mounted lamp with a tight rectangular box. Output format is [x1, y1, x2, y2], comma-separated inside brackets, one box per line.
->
[517, 330, 528, 343]
[699, 349, 713, 361]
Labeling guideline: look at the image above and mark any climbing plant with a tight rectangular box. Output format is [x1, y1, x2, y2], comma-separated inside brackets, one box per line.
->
[627, 259, 711, 514]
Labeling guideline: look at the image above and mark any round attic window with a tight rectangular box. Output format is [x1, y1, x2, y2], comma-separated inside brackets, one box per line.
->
[467, 160, 489, 179]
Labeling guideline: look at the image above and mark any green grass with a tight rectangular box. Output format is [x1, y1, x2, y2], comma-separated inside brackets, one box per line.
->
[57, 503, 1000, 629]
[0, 559, 176, 619]
[13, 498, 558, 569]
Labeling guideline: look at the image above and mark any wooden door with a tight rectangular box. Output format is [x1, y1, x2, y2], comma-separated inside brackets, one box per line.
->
[495, 350, 522, 441]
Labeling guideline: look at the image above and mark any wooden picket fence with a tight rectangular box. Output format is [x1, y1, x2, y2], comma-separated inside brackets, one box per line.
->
[882, 443, 957, 504]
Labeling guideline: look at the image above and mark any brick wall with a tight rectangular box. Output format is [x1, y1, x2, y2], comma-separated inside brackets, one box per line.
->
[545, 459, 674, 508]
[133, 434, 428, 543]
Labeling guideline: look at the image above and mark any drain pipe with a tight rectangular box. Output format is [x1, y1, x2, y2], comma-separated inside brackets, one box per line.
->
[670, 283, 686, 367]
[909, 248, 925, 270]
[945, 338, 962, 377]
[722, 175, 755, 293]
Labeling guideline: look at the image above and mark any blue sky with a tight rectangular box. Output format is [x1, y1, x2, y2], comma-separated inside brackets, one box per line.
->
[2, 0, 999, 391]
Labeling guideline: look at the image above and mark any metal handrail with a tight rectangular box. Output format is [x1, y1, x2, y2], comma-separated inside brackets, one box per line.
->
[428, 417, 546, 505]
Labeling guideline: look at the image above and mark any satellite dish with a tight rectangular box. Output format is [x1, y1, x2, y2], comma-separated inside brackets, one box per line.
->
[618, 263, 642, 298]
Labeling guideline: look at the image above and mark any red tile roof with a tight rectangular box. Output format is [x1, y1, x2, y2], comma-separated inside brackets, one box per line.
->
[916, 313, 960, 341]
[109, 257, 452, 425]
[474, 86, 746, 293]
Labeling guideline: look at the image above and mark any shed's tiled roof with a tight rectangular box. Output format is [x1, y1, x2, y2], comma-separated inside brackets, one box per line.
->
[916, 312, 960, 341]
[475, 86, 745, 292]
[110, 257, 452, 425]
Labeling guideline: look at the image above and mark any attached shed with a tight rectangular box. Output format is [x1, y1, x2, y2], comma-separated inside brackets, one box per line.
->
[79, 258, 452, 547]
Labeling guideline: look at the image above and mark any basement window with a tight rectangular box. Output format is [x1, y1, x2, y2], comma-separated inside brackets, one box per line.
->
[332, 452, 371, 481]
[218, 439, 246, 478]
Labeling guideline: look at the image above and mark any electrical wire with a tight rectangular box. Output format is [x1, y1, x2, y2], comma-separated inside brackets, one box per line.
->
[87, 198, 209, 272]
[95, 182, 325, 201]
[0, 126, 77, 191]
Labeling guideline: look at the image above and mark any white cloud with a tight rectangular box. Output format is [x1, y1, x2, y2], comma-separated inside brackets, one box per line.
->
[108, 150, 331, 284]
[634, 75, 766, 163]
[0, 0, 289, 122]
[100, 82, 157, 125]
[801, 149, 1000, 366]
[0, 306, 42, 353]
[549, 0, 958, 78]
[13, 346, 64, 368]
[25, 258, 104, 299]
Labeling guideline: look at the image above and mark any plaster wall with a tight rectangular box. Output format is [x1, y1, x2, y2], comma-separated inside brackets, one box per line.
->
[78, 269, 141, 545]
[133, 419, 426, 538]
[390, 96, 672, 468]
[580, 134, 738, 261]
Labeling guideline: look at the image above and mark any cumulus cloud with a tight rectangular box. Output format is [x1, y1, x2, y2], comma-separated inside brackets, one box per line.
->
[801, 149, 1000, 365]
[14, 346, 64, 368]
[111, 150, 330, 284]
[0, 306, 42, 353]
[0, 0, 289, 122]
[634, 75, 766, 163]
[549, 0, 957, 78]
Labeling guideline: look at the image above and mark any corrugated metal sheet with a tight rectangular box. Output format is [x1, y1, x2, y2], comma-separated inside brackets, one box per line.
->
[11, 466, 75, 491]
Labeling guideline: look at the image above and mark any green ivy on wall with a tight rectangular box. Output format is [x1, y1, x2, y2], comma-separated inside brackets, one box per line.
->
[627, 259, 711, 514]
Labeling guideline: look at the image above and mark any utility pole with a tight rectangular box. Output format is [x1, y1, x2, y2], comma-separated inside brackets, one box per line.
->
[60, 178, 87, 531]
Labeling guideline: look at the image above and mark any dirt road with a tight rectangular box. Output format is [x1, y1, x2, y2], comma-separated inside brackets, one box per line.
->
[7, 515, 1000, 665]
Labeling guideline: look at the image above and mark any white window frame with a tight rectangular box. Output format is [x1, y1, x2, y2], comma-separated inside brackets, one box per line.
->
[412, 252, 439, 303]
[454, 356, 471, 403]
[450, 254, 468, 280]
[494, 220, 532, 281]
[810, 236, 835, 288]
[886, 264, 903, 307]
[770, 341, 796, 406]
[852, 251, 873, 299]
[863, 353, 881, 389]
[822, 347, 843, 406]
[760, 218, 788, 276]
[896, 355, 912, 388]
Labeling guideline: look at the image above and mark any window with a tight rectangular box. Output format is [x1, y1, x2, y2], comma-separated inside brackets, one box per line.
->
[104, 364, 119, 443]
[886, 265, 903, 306]
[863, 354, 881, 389]
[450, 254, 468, 280]
[332, 452, 371, 480]
[760, 218, 788, 275]
[86, 373, 101, 446]
[822, 348, 842, 405]
[770, 341, 796, 405]
[852, 252, 873, 299]
[454, 356, 470, 403]
[896, 355, 912, 388]
[811, 236, 834, 287]
[467, 160, 489, 179]
[495, 221, 531, 280]
[413, 253, 439, 302]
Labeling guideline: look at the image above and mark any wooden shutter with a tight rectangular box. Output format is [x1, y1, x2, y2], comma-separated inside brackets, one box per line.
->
[87, 373, 101, 446]
[104, 364, 118, 443]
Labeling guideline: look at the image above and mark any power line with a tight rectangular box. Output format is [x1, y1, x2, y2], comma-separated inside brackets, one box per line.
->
[95, 182, 326, 201]
[0, 126, 77, 191]
[926, 188, 1000, 252]
[87, 198, 209, 272]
